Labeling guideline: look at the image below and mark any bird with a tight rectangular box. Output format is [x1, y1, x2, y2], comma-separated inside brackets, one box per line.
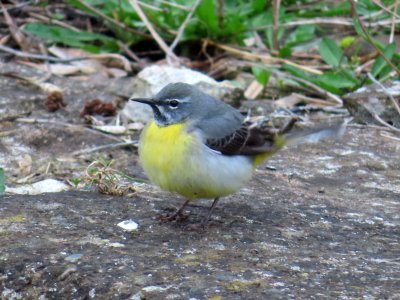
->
[131, 82, 342, 227]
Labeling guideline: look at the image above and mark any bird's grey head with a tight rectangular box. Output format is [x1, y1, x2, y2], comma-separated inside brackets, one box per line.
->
[130, 82, 202, 126]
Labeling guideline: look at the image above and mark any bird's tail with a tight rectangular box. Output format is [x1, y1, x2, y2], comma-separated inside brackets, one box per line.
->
[284, 122, 347, 146]
[252, 120, 347, 166]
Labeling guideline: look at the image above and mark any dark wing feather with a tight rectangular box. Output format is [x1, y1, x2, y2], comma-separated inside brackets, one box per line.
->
[205, 122, 250, 155]
[205, 119, 297, 155]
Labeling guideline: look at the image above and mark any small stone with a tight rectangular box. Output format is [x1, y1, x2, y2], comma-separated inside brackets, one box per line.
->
[6, 179, 69, 195]
[142, 285, 171, 292]
[89, 288, 96, 298]
[109, 242, 125, 248]
[65, 253, 83, 262]
[117, 220, 139, 232]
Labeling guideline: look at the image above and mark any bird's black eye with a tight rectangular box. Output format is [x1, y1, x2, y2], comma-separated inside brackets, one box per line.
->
[169, 99, 179, 108]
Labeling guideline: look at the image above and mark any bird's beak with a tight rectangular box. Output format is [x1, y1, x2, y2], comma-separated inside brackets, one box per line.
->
[130, 98, 158, 106]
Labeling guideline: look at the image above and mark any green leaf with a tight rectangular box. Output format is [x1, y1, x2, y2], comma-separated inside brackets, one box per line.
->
[251, 12, 271, 27]
[23, 23, 118, 52]
[196, 0, 219, 33]
[296, 1, 351, 18]
[284, 64, 359, 95]
[252, 67, 271, 86]
[317, 71, 359, 90]
[285, 25, 315, 47]
[279, 46, 292, 58]
[283, 63, 310, 78]
[371, 42, 396, 78]
[252, 0, 267, 12]
[319, 38, 346, 67]
[67, 0, 97, 16]
[0, 168, 5, 195]
[313, 69, 359, 95]
[352, 17, 364, 37]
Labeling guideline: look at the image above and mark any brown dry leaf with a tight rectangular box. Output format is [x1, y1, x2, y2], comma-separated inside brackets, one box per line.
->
[80, 99, 117, 117]
[45, 91, 66, 112]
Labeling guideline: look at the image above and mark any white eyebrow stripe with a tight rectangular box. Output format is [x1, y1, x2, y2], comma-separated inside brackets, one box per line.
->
[166, 97, 190, 103]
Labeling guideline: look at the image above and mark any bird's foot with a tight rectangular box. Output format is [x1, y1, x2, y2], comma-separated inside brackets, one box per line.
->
[159, 211, 189, 223]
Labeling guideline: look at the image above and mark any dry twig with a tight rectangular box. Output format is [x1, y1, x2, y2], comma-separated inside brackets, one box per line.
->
[389, 0, 399, 43]
[254, 17, 400, 29]
[371, 112, 400, 132]
[0, 44, 90, 62]
[0, 0, 30, 51]
[283, 72, 343, 105]
[154, 0, 190, 11]
[371, 0, 400, 19]
[28, 12, 81, 32]
[169, 0, 202, 52]
[272, 0, 281, 51]
[137, 1, 164, 12]
[72, 141, 137, 156]
[0, 1, 30, 13]
[367, 72, 400, 116]
[380, 131, 400, 142]
[128, 0, 179, 64]
[117, 41, 147, 69]
[207, 40, 323, 75]
[16, 118, 123, 142]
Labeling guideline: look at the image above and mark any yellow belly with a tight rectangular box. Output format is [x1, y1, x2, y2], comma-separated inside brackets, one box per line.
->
[138, 121, 254, 199]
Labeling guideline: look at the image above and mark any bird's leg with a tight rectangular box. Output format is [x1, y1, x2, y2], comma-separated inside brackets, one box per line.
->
[160, 199, 190, 222]
[186, 197, 221, 230]
[202, 197, 220, 226]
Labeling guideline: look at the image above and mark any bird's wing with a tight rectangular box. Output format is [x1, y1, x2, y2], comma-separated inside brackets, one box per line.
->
[205, 123, 251, 155]
[205, 119, 297, 155]
[192, 99, 298, 156]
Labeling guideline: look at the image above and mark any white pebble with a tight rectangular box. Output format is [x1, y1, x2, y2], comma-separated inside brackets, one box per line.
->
[117, 220, 139, 232]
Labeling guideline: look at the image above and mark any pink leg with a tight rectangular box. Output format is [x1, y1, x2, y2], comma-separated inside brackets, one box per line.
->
[160, 199, 190, 222]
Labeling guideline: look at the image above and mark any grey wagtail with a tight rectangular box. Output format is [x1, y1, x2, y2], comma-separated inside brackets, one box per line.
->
[131, 82, 342, 227]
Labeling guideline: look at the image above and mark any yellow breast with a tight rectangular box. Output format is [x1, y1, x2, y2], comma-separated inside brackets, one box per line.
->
[138, 121, 254, 199]
[138, 121, 194, 196]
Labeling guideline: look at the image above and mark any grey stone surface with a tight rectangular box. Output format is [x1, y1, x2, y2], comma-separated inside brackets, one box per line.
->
[1, 127, 399, 299]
